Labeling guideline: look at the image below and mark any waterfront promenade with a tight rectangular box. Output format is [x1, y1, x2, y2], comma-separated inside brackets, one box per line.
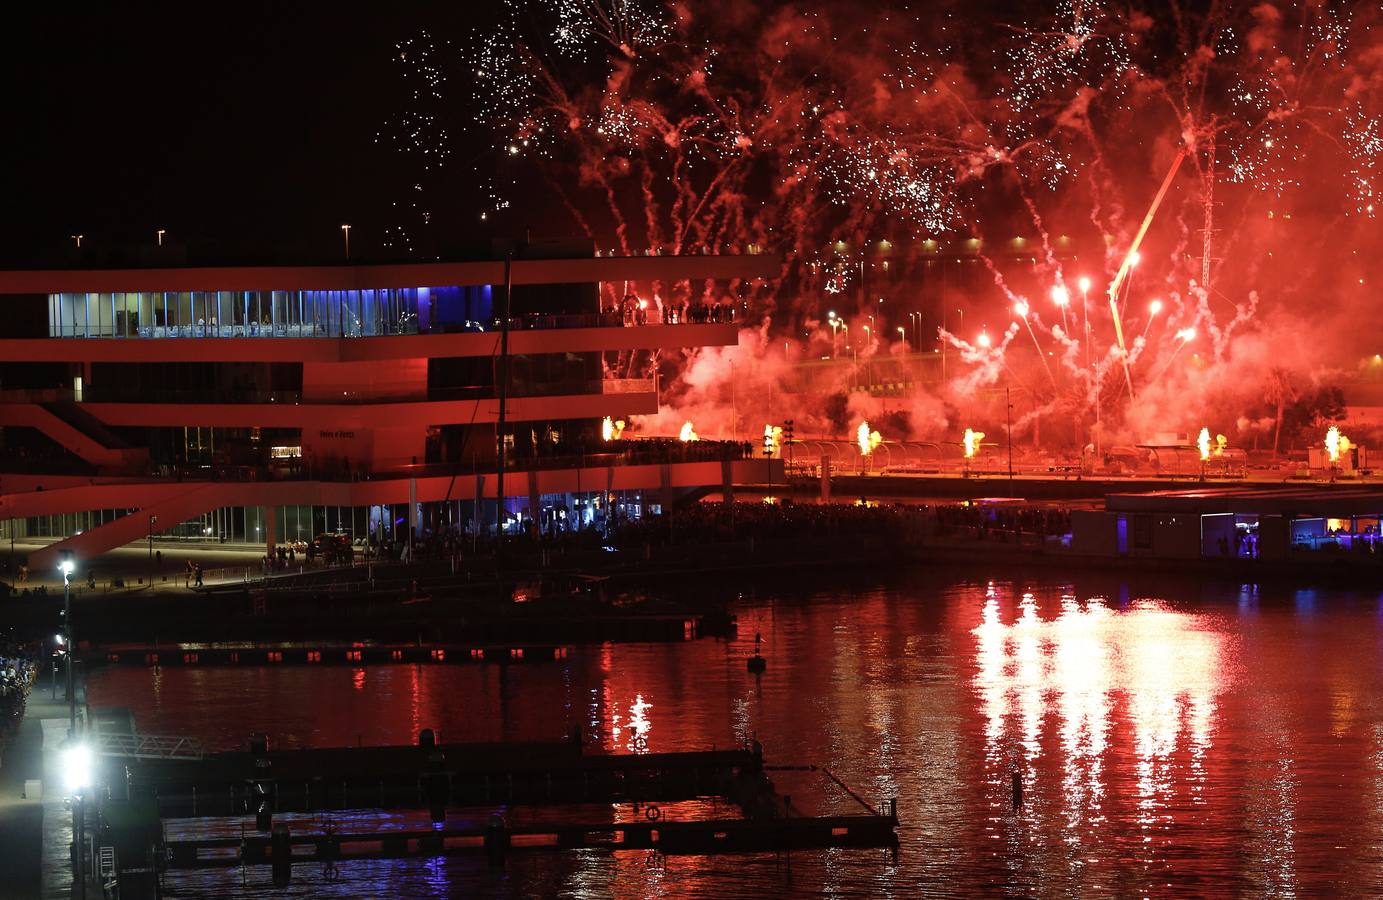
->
[0, 677, 83, 900]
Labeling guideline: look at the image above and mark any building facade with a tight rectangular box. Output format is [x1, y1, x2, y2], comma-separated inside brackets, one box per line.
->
[0, 248, 780, 569]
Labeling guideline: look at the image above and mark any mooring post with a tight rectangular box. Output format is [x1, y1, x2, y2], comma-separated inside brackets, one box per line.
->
[485, 813, 509, 867]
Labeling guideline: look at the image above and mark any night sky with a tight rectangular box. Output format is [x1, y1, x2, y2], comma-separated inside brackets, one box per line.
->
[0, 5, 505, 267]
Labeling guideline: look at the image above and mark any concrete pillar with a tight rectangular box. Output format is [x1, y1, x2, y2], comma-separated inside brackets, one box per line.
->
[820, 455, 831, 501]
[408, 478, 419, 538]
[527, 470, 541, 536]
[263, 505, 276, 555]
[720, 459, 734, 504]
[659, 463, 674, 513]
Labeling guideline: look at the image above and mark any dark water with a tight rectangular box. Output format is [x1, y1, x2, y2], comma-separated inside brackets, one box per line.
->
[87, 570, 1383, 897]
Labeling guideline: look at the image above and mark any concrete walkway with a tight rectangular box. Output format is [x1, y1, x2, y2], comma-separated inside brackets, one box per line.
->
[0, 670, 86, 900]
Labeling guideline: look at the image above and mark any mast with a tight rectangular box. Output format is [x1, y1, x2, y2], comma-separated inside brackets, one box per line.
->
[495, 252, 513, 551]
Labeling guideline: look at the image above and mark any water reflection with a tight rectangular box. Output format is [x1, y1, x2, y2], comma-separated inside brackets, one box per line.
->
[971, 586, 1229, 875]
[89, 573, 1383, 897]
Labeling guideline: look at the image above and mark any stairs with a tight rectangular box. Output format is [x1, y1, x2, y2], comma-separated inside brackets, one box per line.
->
[40, 400, 135, 450]
[27, 483, 225, 571]
[0, 399, 146, 469]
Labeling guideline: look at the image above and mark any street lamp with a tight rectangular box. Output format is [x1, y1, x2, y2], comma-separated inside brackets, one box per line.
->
[341, 224, 352, 260]
[156, 228, 166, 247]
[897, 325, 906, 347]
[59, 558, 75, 736]
[62, 738, 93, 899]
[70, 234, 83, 249]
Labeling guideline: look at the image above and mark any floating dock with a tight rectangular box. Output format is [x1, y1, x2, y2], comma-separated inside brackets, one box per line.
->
[94, 733, 899, 896]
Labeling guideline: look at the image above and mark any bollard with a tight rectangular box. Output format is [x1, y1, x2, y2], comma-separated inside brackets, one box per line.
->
[484, 813, 509, 867]
[747, 631, 767, 673]
[1011, 771, 1022, 808]
[425, 772, 447, 824]
[419, 728, 436, 748]
[271, 823, 291, 887]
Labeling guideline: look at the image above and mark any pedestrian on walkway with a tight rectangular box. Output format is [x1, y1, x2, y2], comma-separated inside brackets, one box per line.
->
[194, 564, 204, 588]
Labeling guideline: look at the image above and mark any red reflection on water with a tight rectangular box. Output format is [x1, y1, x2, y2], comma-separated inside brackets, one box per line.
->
[972, 586, 1229, 846]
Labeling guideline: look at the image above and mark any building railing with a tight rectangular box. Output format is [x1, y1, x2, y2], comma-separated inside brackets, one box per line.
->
[0, 377, 656, 407]
[43, 309, 738, 340]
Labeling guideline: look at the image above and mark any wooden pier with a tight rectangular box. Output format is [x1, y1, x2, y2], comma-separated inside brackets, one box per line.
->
[98, 734, 899, 896]
[163, 808, 900, 871]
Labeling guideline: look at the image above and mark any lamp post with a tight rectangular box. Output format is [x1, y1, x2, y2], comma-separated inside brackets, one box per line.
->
[1078, 276, 1097, 452]
[59, 558, 75, 735]
[341, 224, 352, 260]
[156, 228, 166, 247]
[63, 740, 93, 900]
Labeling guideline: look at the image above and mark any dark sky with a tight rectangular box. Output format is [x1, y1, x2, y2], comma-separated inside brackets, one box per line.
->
[0, 4, 483, 266]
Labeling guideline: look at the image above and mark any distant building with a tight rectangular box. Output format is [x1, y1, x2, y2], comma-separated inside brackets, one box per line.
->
[0, 246, 780, 568]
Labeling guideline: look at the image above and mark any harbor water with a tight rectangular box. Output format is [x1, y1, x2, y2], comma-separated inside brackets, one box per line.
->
[87, 568, 1383, 897]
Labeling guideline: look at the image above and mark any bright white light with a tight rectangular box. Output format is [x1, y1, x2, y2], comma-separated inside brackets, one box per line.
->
[1051, 286, 1069, 306]
[1176, 327, 1197, 341]
[54, 633, 64, 646]
[62, 742, 93, 794]
[1078, 276, 1091, 292]
[58, 560, 74, 576]
[977, 332, 992, 348]
[1149, 299, 1163, 315]
[1129, 251, 1142, 266]
[1013, 301, 1029, 318]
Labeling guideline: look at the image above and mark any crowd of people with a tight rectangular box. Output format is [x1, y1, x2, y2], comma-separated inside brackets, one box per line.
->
[611, 294, 739, 326]
[609, 500, 1074, 548]
[0, 639, 36, 769]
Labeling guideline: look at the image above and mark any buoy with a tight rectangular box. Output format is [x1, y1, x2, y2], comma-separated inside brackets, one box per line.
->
[747, 631, 767, 672]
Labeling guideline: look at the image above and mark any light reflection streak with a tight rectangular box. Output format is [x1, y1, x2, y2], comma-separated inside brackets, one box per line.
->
[973, 588, 1228, 849]
[1054, 594, 1111, 827]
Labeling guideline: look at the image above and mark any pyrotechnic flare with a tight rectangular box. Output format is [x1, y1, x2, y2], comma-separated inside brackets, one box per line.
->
[601, 416, 625, 441]
[678, 421, 699, 442]
[1051, 285, 1070, 331]
[857, 421, 882, 456]
[1198, 427, 1211, 461]
[963, 428, 985, 459]
[1326, 425, 1352, 464]
[763, 424, 783, 456]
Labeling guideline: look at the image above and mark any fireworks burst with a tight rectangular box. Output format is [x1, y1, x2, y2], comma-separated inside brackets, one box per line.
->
[376, 1, 1382, 452]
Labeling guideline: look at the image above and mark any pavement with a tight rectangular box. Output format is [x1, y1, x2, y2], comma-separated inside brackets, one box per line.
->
[0, 667, 85, 900]
[10, 541, 267, 593]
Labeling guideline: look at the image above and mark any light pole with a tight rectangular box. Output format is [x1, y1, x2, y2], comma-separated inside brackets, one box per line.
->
[897, 326, 906, 349]
[60, 558, 75, 736]
[341, 224, 352, 260]
[1078, 276, 1097, 452]
[62, 740, 92, 900]
[148, 514, 158, 583]
[1006, 387, 1014, 490]
[70, 234, 83, 249]
[156, 228, 166, 247]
